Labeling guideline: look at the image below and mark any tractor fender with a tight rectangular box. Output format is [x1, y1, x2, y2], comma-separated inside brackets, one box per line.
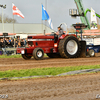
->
[59, 34, 77, 40]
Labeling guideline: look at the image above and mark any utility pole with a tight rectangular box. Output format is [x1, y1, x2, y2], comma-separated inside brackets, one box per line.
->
[0, 4, 6, 33]
[0, 5, 6, 55]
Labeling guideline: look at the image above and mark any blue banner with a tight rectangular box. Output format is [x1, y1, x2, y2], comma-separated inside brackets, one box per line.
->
[42, 5, 49, 20]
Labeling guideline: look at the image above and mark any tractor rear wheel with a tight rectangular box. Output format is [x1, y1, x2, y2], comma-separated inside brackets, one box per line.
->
[58, 36, 81, 58]
[33, 48, 44, 60]
[22, 54, 32, 60]
[46, 53, 61, 58]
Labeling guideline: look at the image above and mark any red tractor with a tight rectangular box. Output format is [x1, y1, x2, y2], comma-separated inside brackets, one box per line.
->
[17, 24, 86, 60]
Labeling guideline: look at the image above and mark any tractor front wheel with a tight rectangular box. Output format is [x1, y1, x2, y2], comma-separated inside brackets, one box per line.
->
[33, 48, 44, 60]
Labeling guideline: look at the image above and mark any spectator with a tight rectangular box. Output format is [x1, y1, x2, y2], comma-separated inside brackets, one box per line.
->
[6, 39, 11, 47]
[1, 39, 4, 48]
[0, 37, 29, 55]
[3, 38, 8, 47]
[15, 40, 18, 47]
[0, 37, 28, 48]
[0, 39, 3, 48]
[17, 40, 20, 47]
[10, 39, 14, 47]
[24, 38, 28, 47]
[9, 37, 11, 42]
[20, 39, 25, 47]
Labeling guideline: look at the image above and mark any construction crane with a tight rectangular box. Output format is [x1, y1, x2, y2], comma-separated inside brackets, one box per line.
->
[74, 0, 90, 29]
[70, 0, 100, 29]
[84, 8, 100, 18]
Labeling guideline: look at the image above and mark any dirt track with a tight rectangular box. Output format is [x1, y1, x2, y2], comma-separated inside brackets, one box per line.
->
[0, 73, 100, 100]
[1, 57, 100, 100]
[0, 56, 100, 71]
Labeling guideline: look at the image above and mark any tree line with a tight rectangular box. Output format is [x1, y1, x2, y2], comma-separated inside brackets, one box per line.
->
[0, 14, 17, 23]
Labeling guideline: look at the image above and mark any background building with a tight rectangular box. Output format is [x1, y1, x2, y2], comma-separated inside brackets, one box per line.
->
[0, 23, 54, 38]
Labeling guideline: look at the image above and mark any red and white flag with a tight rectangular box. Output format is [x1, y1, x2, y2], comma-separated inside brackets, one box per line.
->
[12, 3, 25, 18]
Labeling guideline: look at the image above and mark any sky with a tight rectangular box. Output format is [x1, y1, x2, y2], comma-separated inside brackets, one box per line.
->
[0, 0, 100, 31]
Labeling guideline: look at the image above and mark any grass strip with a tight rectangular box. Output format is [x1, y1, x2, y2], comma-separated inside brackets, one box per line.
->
[0, 54, 22, 58]
[0, 54, 47, 58]
[0, 65, 100, 78]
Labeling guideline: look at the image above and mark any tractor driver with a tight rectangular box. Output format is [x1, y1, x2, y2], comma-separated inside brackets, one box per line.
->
[57, 26, 64, 38]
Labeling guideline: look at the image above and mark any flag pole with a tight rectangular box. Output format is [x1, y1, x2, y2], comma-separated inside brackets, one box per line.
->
[41, 3, 44, 35]
[13, 14, 15, 35]
[12, 3, 15, 35]
[42, 20, 43, 34]
[45, 0, 47, 35]
[13, 12, 16, 54]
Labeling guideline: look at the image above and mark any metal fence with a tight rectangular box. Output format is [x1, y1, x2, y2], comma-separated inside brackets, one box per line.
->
[0, 47, 17, 55]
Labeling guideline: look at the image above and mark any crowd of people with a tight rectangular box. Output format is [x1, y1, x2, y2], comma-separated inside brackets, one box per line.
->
[0, 37, 27, 48]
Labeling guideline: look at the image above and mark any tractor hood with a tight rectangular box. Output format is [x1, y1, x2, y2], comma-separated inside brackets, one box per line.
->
[28, 35, 54, 39]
